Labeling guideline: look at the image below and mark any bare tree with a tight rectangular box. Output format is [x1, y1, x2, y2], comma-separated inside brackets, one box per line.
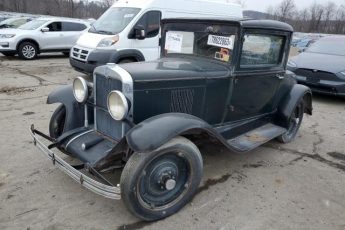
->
[275, 0, 296, 22]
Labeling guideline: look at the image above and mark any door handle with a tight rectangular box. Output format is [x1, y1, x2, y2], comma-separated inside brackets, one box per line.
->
[276, 74, 285, 80]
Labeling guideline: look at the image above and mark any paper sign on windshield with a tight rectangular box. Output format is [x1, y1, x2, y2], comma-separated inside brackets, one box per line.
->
[165, 32, 183, 53]
[207, 35, 235, 49]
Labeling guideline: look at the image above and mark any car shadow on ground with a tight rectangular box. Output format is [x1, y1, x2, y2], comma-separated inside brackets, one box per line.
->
[0, 53, 68, 61]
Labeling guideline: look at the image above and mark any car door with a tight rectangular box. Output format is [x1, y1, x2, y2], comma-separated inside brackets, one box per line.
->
[40, 21, 64, 50]
[60, 22, 87, 49]
[225, 31, 288, 122]
[129, 10, 161, 61]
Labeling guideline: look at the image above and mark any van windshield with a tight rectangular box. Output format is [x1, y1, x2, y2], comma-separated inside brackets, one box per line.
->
[163, 23, 238, 63]
[89, 7, 140, 35]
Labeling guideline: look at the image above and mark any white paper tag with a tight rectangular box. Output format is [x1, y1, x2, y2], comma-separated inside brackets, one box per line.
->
[165, 32, 183, 52]
[207, 35, 235, 49]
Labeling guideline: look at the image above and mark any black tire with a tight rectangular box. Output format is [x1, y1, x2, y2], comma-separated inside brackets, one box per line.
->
[62, 52, 70, 57]
[277, 100, 304, 143]
[118, 58, 135, 64]
[18, 42, 38, 60]
[1, 51, 16, 57]
[121, 136, 203, 221]
[49, 105, 66, 139]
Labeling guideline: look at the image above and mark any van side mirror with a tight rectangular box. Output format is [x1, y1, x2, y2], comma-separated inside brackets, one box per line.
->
[41, 27, 49, 32]
[134, 25, 146, 40]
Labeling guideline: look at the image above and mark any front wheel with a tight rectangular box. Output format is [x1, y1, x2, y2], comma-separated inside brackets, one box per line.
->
[18, 42, 38, 60]
[277, 100, 304, 143]
[121, 136, 203, 221]
[49, 105, 66, 139]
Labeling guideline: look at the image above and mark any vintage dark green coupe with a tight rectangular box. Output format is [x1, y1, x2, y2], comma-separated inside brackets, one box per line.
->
[30, 18, 312, 221]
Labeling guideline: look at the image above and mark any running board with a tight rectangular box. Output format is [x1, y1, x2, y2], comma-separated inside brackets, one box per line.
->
[227, 123, 286, 152]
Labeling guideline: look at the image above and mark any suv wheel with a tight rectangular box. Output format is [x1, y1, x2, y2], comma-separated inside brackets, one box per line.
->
[18, 42, 38, 60]
[121, 136, 203, 221]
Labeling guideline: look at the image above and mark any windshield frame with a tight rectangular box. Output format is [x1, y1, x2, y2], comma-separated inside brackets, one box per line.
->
[161, 21, 240, 66]
[89, 7, 141, 35]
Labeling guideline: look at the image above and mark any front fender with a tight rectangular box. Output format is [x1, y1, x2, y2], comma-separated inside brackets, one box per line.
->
[277, 84, 312, 127]
[126, 113, 217, 153]
[47, 85, 84, 132]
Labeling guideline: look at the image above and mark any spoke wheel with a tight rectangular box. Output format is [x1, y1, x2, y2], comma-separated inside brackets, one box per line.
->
[277, 100, 304, 143]
[121, 137, 203, 221]
[18, 42, 38, 60]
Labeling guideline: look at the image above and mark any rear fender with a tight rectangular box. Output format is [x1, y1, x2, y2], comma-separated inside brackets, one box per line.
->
[277, 84, 312, 127]
[125, 113, 227, 153]
[47, 85, 84, 132]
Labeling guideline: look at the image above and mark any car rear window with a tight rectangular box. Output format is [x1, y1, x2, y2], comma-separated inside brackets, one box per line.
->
[62, 22, 87, 31]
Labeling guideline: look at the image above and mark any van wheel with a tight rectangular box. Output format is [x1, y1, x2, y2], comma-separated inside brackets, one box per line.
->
[121, 136, 203, 221]
[62, 52, 70, 56]
[118, 58, 135, 64]
[18, 42, 38, 60]
[49, 105, 66, 139]
[277, 100, 304, 143]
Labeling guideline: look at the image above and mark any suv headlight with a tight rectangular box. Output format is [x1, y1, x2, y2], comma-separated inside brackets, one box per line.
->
[97, 35, 119, 48]
[107, 90, 129, 121]
[0, 34, 15, 39]
[73, 77, 88, 103]
[287, 60, 297, 68]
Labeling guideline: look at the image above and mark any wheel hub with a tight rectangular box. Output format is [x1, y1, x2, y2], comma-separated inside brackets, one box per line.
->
[165, 179, 177, 191]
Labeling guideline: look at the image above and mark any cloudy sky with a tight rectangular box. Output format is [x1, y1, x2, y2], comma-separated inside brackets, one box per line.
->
[243, 0, 345, 12]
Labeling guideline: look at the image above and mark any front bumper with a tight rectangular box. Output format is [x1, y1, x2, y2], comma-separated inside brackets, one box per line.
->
[70, 46, 117, 74]
[295, 75, 345, 97]
[0, 40, 16, 51]
[29, 125, 121, 200]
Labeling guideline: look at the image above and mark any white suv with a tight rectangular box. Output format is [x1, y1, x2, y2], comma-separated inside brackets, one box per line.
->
[0, 17, 90, 60]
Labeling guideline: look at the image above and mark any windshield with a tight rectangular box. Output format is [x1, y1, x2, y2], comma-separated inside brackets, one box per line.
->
[163, 23, 237, 63]
[89, 7, 140, 35]
[19, 19, 48, 30]
[306, 37, 345, 56]
[0, 18, 18, 27]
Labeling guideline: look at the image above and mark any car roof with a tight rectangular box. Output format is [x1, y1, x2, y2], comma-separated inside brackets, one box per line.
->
[36, 17, 88, 24]
[318, 35, 345, 42]
[162, 18, 293, 32]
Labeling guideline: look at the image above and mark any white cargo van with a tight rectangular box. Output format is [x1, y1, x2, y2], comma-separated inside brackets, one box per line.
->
[70, 0, 243, 74]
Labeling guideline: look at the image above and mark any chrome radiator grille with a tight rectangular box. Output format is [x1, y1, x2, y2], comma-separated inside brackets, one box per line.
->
[94, 74, 123, 140]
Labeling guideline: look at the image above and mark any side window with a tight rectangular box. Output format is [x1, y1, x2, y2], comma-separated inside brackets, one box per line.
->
[62, 22, 87, 32]
[240, 34, 285, 68]
[47, 22, 62, 32]
[131, 11, 161, 38]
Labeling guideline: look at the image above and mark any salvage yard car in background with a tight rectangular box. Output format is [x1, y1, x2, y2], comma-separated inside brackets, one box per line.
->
[0, 17, 89, 59]
[30, 18, 312, 221]
[288, 35, 345, 97]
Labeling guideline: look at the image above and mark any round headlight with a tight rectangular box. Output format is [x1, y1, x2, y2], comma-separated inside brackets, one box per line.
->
[73, 77, 88, 103]
[107, 91, 129, 121]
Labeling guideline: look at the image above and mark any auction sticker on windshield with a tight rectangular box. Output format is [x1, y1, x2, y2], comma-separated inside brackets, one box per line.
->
[165, 32, 183, 52]
[207, 35, 235, 49]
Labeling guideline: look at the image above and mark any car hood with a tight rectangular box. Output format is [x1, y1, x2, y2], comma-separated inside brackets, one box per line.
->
[120, 57, 231, 82]
[291, 52, 345, 73]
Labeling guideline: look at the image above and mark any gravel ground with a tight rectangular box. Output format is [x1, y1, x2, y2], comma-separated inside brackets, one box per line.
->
[0, 53, 344, 230]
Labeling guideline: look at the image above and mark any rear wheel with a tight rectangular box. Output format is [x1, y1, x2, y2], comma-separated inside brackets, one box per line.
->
[18, 42, 38, 60]
[62, 52, 70, 57]
[49, 105, 66, 139]
[121, 136, 203, 221]
[277, 100, 304, 143]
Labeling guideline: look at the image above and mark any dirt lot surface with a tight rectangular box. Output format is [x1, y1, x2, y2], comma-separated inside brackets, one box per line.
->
[0, 53, 344, 230]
